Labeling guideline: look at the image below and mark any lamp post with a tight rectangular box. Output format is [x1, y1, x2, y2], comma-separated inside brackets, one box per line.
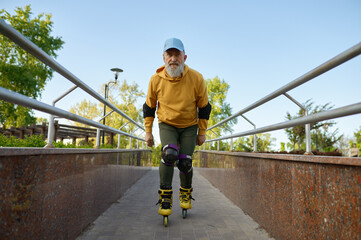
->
[102, 67, 123, 145]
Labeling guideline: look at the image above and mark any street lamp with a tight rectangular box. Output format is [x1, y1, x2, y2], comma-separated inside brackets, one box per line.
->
[111, 68, 123, 80]
[102, 67, 123, 145]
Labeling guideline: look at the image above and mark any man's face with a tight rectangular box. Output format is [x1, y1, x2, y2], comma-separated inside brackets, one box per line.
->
[163, 48, 187, 77]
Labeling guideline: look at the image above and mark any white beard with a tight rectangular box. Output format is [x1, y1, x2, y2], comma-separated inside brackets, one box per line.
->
[165, 62, 184, 77]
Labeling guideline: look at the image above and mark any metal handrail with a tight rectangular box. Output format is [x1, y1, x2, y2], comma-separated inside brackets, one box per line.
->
[207, 102, 361, 142]
[205, 42, 361, 150]
[207, 42, 361, 132]
[240, 114, 257, 152]
[46, 85, 79, 148]
[0, 87, 144, 141]
[283, 93, 311, 153]
[0, 19, 144, 131]
[53, 85, 78, 106]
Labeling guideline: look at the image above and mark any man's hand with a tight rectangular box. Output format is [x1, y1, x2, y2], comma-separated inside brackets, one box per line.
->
[196, 134, 206, 146]
[145, 132, 154, 147]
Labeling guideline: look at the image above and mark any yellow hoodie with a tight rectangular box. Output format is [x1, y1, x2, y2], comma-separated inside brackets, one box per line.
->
[144, 64, 209, 135]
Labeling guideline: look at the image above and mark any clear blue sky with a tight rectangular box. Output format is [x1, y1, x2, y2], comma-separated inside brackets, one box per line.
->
[2, 0, 361, 149]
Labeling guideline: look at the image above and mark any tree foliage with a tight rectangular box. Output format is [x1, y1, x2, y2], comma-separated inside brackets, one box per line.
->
[0, 5, 64, 128]
[334, 135, 352, 156]
[106, 80, 145, 148]
[150, 144, 162, 166]
[69, 100, 101, 128]
[285, 99, 342, 152]
[202, 77, 275, 152]
[0, 134, 46, 147]
[353, 126, 361, 145]
[193, 76, 237, 151]
[111, 79, 144, 129]
[311, 124, 342, 152]
[205, 76, 237, 141]
[69, 79, 145, 148]
[350, 126, 361, 154]
[233, 133, 275, 152]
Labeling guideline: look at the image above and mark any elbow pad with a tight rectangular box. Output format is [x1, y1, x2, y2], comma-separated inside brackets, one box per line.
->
[198, 102, 211, 120]
[143, 103, 156, 118]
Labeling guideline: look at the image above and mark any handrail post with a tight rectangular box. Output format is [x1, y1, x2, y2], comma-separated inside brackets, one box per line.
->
[283, 93, 312, 155]
[240, 114, 257, 152]
[117, 134, 121, 149]
[129, 137, 132, 149]
[253, 130, 257, 152]
[116, 122, 130, 149]
[44, 85, 78, 148]
[129, 128, 144, 150]
[230, 138, 233, 151]
[304, 111, 312, 155]
[95, 128, 101, 149]
[210, 129, 222, 151]
[44, 114, 55, 148]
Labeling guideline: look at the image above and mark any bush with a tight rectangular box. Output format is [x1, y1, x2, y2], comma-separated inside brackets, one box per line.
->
[256, 150, 342, 156]
[0, 134, 46, 147]
[0, 134, 117, 149]
[100, 144, 115, 149]
[52, 141, 77, 148]
[151, 144, 162, 166]
[52, 141, 114, 149]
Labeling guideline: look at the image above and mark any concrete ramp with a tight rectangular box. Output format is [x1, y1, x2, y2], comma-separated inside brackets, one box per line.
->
[77, 168, 274, 240]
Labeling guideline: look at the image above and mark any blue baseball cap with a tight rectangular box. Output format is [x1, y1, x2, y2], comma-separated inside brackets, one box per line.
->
[163, 38, 185, 52]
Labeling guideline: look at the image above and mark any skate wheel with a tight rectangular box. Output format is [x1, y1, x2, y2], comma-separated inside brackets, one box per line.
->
[163, 216, 168, 227]
[182, 209, 187, 219]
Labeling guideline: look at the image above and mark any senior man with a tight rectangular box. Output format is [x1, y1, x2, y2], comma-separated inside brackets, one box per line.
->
[143, 38, 211, 223]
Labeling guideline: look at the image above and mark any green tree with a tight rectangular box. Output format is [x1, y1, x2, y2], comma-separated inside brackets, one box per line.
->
[0, 5, 64, 128]
[354, 126, 361, 144]
[107, 80, 144, 148]
[69, 80, 145, 148]
[204, 76, 237, 149]
[311, 124, 342, 152]
[334, 135, 352, 156]
[285, 99, 341, 151]
[280, 142, 286, 152]
[349, 126, 361, 155]
[69, 100, 101, 128]
[36, 117, 48, 124]
[233, 133, 275, 152]
[204, 139, 231, 151]
[151, 144, 162, 166]
[233, 137, 252, 152]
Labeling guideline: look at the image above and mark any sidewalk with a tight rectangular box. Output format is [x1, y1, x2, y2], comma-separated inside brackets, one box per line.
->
[77, 168, 274, 240]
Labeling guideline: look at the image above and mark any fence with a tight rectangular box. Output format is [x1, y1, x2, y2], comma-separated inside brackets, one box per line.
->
[0, 19, 145, 149]
[205, 42, 361, 153]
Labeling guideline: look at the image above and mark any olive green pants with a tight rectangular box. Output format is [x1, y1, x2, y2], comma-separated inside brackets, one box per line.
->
[159, 122, 198, 189]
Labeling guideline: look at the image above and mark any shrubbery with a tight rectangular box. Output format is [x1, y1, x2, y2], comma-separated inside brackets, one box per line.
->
[52, 141, 77, 148]
[0, 134, 46, 147]
[0, 134, 120, 149]
[249, 150, 342, 156]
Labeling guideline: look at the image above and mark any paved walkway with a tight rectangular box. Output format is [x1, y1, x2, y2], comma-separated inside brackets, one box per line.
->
[77, 168, 274, 240]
